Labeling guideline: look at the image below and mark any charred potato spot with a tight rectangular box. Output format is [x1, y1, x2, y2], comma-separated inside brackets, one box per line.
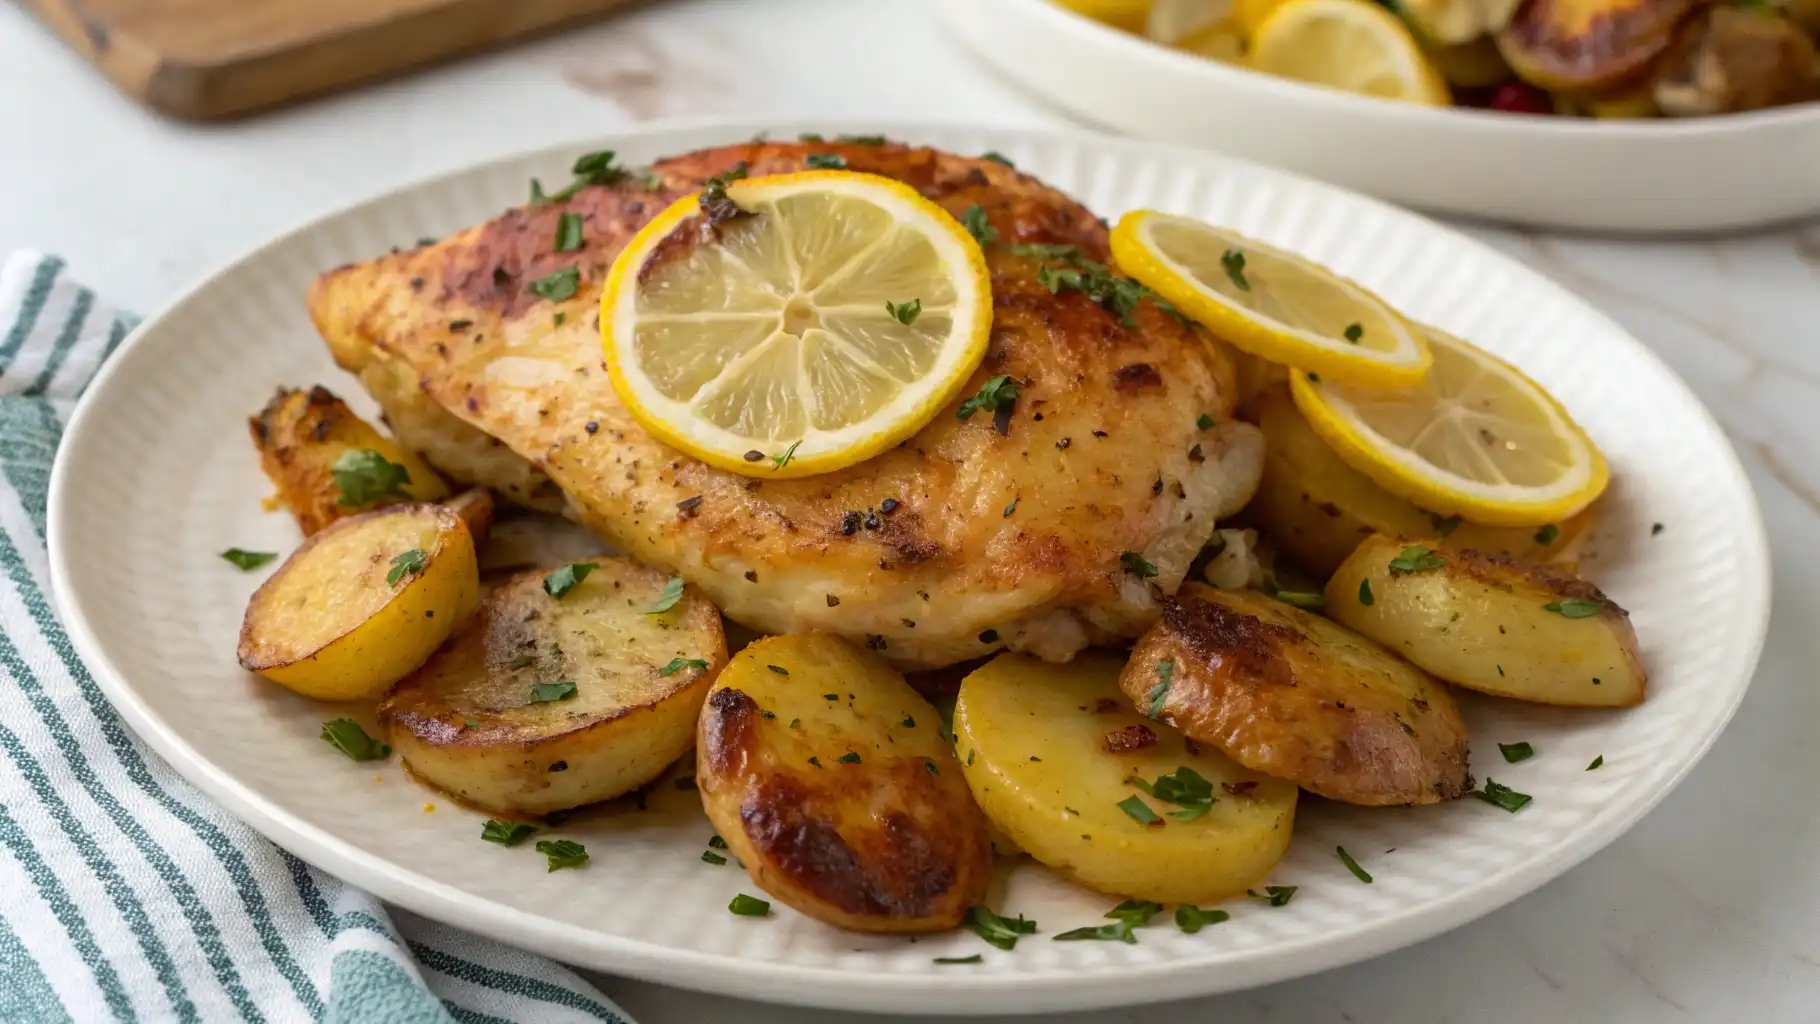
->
[1653, 7, 1820, 117]
[249, 385, 451, 536]
[955, 653, 1296, 904]
[1496, 0, 1693, 92]
[379, 558, 724, 815]
[238, 505, 477, 702]
[696, 634, 989, 933]
[1325, 534, 1646, 708]
[1124, 584, 1471, 806]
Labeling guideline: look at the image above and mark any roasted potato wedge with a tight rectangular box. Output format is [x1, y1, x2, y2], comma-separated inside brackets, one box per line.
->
[955, 653, 1296, 904]
[1653, 7, 1820, 117]
[445, 488, 495, 547]
[239, 504, 477, 701]
[249, 386, 451, 536]
[1497, 0, 1693, 92]
[697, 634, 990, 934]
[1245, 387, 1591, 578]
[379, 558, 723, 815]
[1325, 534, 1646, 707]
[1122, 583, 1471, 805]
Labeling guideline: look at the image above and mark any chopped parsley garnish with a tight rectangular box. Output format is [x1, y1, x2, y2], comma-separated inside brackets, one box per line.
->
[542, 562, 597, 598]
[1053, 922, 1138, 944]
[967, 906, 1037, 950]
[1033, 257, 1163, 328]
[1248, 885, 1297, 907]
[1007, 242, 1082, 261]
[1587, 755, 1604, 771]
[961, 204, 997, 245]
[700, 162, 750, 221]
[1116, 795, 1161, 825]
[1003, 496, 1019, 517]
[645, 576, 686, 614]
[1651, 522, 1665, 536]
[529, 680, 578, 703]
[534, 150, 626, 204]
[1106, 899, 1164, 927]
[1498, 741, 1535, 763]
[955, 375, 1018, 431]
[320, 719, 390, 761]
[554, 213, 584, 252]
[1471, 778, 1532, 812]
[708, 835, 728, 849]
[1175, 905, 1229, 933]
[642, 171, 663, 192]
[529, 266, 580, 302]
[1146, 659, 1174, 719]
[1128, 765, 1215, 820]
[1220, 249, 1250, 292]
[885, 298, 921, 325]
[981, 151, 1014, 166]
[1266, 581, 1323, 611]
[386, 549, 427, 587]
[1358, 578, 1374, 606]
[535, 839, 589, 871]
[798, 132, 824, 142]
[1343, 322, 1364, 343]
[1543, 598, 1603, 618]
[766, 664, 790, 676]
[659, 657, 708, 676]
[837, 752, 862, 764]
[220, 548, 276, 571]
[331, 449, 412, 507]
[934, 954, 983, 964]
[1337, 846, 1372, 883]
[837, 134, 887, 145]
[1120, 551, 1159, 578]
[805, 153, 847, 170]
[902, 715, 916, 728]
[1196, 413, 1216, 430]
[823, 693, 840, 701]
[481, 820, 538, 846]
[1533, 524, 1559, 545]
[701, 850, 727, 865]
[1388, 545, 1446, 574]
[771, 440, 802, 471]
[727, 893, 770, 916]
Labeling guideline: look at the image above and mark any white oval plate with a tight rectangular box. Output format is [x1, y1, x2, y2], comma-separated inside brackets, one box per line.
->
[937, 0, 1820, 233]
[48, 120, 1769, 1015]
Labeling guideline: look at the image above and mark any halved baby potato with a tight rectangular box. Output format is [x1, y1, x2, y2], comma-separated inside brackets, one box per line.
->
[1325, 534, 1646, 707]
[239, 504, 477, 701]
[379, 558, 724, 816]
[1497, 0, 1693, 92]
[955, 653, 1296, 904]
[1122, 583, 1472, 805]
[1245, 387, 1591, 578]
[249, 385, 451, 536]
[696, 634, 990, 934]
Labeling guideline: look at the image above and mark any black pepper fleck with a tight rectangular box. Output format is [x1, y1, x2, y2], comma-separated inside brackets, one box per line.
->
[1093, 430, 1108, 438]
[1056, 437, 1072, 449]
[1188, 444, 1204, 463]
[865, 634, 888, 651]
[585, 421, 599, 434]
[880, 498, 900, 514]
[840, 511, 861, 535]
[676, 495, 704, 518]
[744, 570, 758, 583]
[548, 761, 569, 773]
[863, 511, 881, 530]
[979, 629, 999, 644]
[743, 450, 765, 462]
[826, 595, 841, 607]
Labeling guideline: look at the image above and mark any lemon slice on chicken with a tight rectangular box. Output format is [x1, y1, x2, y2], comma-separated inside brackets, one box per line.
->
[1290, 325, 1609, 526]
[601, 170, 992, 478]
[1110, 212, 1430, 385]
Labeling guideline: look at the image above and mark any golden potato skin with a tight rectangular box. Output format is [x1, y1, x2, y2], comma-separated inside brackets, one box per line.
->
[445, 488, 495, 547]
[696, 634, 989, 934]
[1122, 583, 1471, 806]
[1325, 535, 1646, 707]
[249, 385, 450, 536]
[381, 559, 722, 815]
[239, 504, 476, 701]
[1244, 387, 1590, 578]
[955, 653, 1296, 904]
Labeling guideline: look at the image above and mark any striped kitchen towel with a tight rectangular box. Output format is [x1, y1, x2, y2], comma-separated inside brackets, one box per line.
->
[0, 251, 634, 1024]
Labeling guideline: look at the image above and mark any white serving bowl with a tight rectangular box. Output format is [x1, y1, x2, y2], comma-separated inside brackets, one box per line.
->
[938, 0, 1820, 233]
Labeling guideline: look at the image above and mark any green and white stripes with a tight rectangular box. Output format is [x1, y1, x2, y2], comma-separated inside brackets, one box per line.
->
[0, 252, 630, 1024]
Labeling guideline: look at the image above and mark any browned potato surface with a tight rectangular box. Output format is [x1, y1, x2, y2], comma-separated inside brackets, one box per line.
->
[1121, 583, 1472, 806]
[696, 634, 990, 933]
[1497, 0, 1693, 92]
[1653, 7, 1820, 116]
[380, 558, 724, 815]
[1325, 535, 1646, 707]
[249, 385, 450, 535]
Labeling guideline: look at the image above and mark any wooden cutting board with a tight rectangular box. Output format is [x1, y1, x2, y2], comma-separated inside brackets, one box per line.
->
[26, 0, 639, 121]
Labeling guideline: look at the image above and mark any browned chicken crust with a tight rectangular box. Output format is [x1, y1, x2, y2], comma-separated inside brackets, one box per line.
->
[310, 140, 1262, 669]
[1122, 583, 1472, 805]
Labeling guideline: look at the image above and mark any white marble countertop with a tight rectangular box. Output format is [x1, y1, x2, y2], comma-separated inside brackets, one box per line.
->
[5, 0, 1818, 1020]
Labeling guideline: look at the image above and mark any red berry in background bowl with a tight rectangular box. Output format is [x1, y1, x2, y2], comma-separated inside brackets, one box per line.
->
[1486, 82, 1555, 115]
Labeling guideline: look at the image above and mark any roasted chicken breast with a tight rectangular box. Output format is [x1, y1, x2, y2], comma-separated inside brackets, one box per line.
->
[310, 141, 1262, 669]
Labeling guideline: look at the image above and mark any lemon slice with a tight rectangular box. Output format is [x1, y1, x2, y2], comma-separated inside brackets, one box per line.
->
[1178, 17, 1247, 60]
[1249, 0, 1451, 104]
[1053, 0, 1153, 31]
[1110, 211, 1430, 386]
[1233, 0, 1292, 37]
[1147, 0, 1233, 41]
[601, 170, 991, 478]
[1290, 325, 1608, 526]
